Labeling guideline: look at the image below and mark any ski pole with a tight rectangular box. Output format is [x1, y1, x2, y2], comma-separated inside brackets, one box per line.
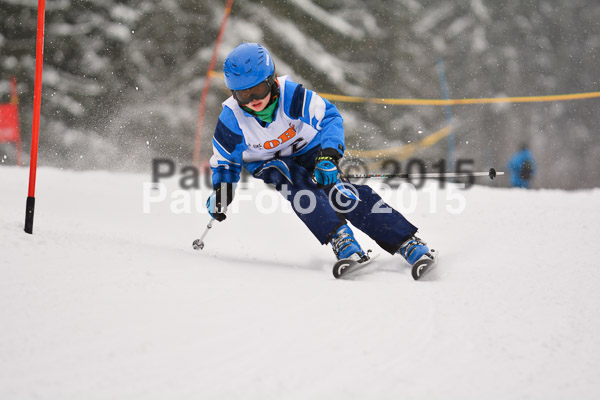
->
[192, 218, 215, 250]
[346, 167, 503, 180]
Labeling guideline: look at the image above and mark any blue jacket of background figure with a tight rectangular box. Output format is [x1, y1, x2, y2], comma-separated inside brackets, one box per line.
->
[507, 148, 536, 188]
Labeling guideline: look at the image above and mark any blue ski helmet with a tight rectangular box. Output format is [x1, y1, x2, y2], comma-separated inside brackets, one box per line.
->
[223, 43, 275, 91]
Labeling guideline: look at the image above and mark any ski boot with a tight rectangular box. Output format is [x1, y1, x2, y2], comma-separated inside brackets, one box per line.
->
[330, 224, 367, 261]
[398, 235, 438, 280]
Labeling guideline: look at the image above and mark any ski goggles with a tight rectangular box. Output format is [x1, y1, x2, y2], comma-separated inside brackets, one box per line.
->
[232, 76, 274, 104]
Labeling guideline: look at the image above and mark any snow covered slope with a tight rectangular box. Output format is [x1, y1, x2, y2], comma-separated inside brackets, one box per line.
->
[1, 166, 599, 399]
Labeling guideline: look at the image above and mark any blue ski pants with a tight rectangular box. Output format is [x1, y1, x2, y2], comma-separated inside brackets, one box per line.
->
[246, 147, 418, 254]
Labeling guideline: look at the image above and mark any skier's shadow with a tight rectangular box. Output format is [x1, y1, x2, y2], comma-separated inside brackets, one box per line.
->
[201, 252, 328, 273]
[378, 251, 446, 281]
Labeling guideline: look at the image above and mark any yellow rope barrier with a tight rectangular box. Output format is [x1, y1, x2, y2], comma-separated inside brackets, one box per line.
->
[346, 125, 452, 159]
[319, 91, 600, 106]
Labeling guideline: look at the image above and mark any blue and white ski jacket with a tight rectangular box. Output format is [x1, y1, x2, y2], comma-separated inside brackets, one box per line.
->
[209, 75, 345, 187]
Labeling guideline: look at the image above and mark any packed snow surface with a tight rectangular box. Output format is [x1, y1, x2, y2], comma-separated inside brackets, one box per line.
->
[1, 166, 599, 399]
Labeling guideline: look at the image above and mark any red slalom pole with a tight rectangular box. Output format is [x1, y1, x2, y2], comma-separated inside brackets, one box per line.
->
[24, 0, 46, 234]
[193, 0, 234, 167]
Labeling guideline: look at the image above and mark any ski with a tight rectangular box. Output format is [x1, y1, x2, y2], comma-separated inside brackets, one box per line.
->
[411, 249, 438, 280]
[333, 250, 438, 280]
[333, 251, 376, 279]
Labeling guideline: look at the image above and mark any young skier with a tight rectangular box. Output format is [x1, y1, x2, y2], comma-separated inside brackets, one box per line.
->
[207, 43, 436, 275]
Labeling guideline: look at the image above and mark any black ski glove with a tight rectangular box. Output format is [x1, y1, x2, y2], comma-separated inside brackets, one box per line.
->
[206, 182, 234, 222]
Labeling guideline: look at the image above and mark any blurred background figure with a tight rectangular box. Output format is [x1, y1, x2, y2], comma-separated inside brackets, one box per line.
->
[507, 143, 536, 188]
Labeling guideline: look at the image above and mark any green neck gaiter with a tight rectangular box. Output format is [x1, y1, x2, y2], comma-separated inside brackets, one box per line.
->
[242, 96, 279, 124]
